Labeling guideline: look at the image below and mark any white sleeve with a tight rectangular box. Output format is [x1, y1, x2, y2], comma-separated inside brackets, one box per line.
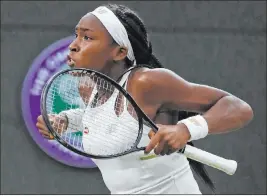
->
[59, 108, 85, 132]
[59, 86, 97, 133]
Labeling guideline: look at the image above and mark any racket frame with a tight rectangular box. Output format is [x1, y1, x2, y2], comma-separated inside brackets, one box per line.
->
[41, 68, 156, 159]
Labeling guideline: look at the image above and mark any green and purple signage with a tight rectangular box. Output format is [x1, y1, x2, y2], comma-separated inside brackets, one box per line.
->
[21, 36, 96, 168]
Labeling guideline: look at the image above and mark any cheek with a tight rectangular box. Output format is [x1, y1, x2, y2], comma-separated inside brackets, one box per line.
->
[80, 44, 111, 66]
[79, 44, 93, 62]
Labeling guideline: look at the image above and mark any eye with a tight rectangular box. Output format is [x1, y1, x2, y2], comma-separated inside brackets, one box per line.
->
[83, 36, 92, 41]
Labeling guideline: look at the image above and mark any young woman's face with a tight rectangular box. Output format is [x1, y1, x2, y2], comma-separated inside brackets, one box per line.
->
[68, 13, 116, 72]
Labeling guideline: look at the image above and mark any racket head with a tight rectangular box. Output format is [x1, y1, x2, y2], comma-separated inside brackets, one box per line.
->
[40, 68, 146, 159]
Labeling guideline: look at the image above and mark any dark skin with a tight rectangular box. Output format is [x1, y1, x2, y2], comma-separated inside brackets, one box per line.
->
[36, 13, 254, 156]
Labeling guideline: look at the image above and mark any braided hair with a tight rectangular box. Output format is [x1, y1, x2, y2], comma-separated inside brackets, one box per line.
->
[105, 4, 162, 68]
[104, 4, 215, 191]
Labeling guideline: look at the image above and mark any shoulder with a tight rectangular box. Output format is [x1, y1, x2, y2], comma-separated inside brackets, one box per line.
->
[128, 66, 234, 113]
[129, 67, 193, 105]
[131, 67, 191, 92]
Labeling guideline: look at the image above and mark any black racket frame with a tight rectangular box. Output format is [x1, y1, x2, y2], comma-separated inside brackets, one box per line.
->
[41, 68, 163, 159]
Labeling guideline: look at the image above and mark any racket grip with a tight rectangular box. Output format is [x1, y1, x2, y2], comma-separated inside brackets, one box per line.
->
[183, 145, 237, 175]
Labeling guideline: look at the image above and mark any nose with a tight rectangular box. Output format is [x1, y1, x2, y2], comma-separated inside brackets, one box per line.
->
[69, 39, 80, 52]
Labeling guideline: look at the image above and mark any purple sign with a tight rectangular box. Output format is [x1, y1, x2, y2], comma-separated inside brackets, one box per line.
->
[21, 36, 96, 168]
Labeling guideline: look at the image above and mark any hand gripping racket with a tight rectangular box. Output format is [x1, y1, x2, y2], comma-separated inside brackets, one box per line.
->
[41, 68, 237, 175]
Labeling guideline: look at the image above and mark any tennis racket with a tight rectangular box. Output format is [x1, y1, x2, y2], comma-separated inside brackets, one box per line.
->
[40, 68, 237, 175]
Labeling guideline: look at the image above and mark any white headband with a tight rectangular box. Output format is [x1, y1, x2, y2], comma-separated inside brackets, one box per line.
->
[90, 6, 136, 64]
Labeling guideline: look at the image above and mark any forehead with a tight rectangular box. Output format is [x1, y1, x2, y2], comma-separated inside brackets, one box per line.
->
[76, 13, 110, 36]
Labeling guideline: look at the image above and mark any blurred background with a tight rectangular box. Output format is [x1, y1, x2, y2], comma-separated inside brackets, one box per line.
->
[1, 1, 266, 195]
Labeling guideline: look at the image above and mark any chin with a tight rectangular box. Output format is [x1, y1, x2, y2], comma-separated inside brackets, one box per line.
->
[70, 64, 102, 72]
[68, 64, 75, 69]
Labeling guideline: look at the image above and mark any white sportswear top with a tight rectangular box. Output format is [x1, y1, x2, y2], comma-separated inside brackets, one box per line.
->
[61, 70, 201, 194]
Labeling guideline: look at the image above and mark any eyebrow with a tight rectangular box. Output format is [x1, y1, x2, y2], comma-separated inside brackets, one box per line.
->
[75, 27, 94, 32]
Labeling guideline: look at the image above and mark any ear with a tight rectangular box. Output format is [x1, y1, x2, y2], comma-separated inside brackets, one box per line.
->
[112, 46, 128, 62]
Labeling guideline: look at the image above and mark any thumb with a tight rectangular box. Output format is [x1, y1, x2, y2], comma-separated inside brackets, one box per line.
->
[145, 132, 161, 154]
[148, 130, 156, 139]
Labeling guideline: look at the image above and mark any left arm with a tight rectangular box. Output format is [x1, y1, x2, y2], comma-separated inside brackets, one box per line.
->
[174, 82, 254, 134]
[201, 93, 253, 134]
[141, 68, 254, 154]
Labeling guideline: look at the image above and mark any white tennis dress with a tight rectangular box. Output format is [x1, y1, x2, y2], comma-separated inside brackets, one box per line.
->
[61, 70, 201, 194]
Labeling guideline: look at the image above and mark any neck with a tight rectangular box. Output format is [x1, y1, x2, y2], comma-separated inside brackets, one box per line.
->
[102, 61, 129, 82]
[96, 61, 129, 98]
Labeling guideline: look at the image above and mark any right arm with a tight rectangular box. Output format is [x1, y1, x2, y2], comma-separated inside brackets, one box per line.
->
[37, 80, 96, 139]
[37, 108, 85, 139]
[60, 81, 97, 132]
[59, 108, 85, 132]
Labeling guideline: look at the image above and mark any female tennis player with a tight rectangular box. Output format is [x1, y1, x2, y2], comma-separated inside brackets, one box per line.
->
[36, 4, 254, 194]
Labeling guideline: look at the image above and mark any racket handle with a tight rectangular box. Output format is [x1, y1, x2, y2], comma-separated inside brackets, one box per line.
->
[183, 145, 237, 175]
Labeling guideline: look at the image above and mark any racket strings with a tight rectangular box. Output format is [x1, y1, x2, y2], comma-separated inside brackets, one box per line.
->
[84, 102, 139, 154]
[83, 98, 139, 144]
[71, 73, 132, 116]
[46, 71, 141, 156]
[52, 74, 136, 126]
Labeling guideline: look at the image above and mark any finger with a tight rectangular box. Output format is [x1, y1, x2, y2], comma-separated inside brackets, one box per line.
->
[48, 133, 55, 140]
[37, 114, 55, 127]
[167, 139, 177, 148]
[154, 138, 167, 155]
[42, 133, 54, 140]
[36, 122, 47, 131]
[39, 129, 50, 136]
[37, 115, 44, 121]
[172, 142, 183, 151]
[148, 124, 162, 139]
[37, 116, 45, 126]
[159, 135, 172, 156]
[40, 130, 54, 140]
[40, 131, 51, 139]
[145, 132, 162, 154]
[42, 134, 51, 139]
[160, 143, 170, 156]
[166, 148, 177, 155]
[148, 130, 155, 139]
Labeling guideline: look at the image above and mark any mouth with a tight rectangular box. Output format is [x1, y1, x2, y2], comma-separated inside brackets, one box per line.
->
[67, 55, 75, 68]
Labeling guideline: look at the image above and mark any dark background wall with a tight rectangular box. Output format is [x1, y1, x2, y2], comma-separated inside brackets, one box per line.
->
[1, 1, 266, 194]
